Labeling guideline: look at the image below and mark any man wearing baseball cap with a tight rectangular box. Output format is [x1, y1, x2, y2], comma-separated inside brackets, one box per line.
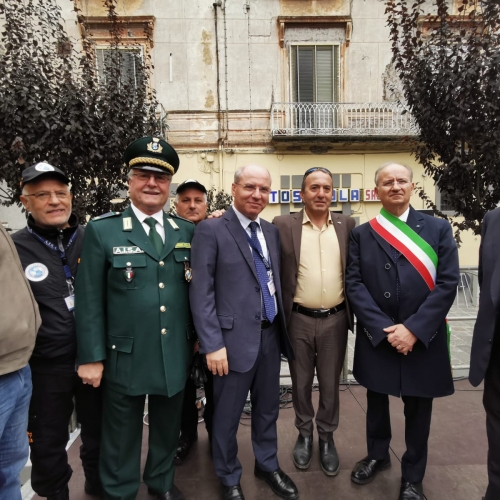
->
[12, 162, 102, 499]
[76, 137, 194, 500]
[173, 179, 215, 464]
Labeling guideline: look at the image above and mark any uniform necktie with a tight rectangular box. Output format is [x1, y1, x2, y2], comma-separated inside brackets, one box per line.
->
[249, 221, 276, 323]
[145, 217, 163, 255]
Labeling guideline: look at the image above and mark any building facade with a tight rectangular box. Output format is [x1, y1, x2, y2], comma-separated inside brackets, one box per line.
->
[1, 0, 480, 264]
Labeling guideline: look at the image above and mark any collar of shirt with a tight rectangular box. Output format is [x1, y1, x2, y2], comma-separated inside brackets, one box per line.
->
[399, 206, 410, 223]
[302, 209, 332, 229]
[130, 203, 165, 228]
[233, 205, 261, 232]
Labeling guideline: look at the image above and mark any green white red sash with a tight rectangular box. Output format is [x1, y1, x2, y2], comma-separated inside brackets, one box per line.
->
[369, 208, 438, 291]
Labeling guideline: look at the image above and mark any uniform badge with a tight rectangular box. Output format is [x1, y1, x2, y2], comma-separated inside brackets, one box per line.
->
[124, 267, 135, 282]
[183, 262, 192, 282]
[25, 262, 49, 282]
[167, 218, 179, 230]
[123, 217, 133, 231]
[146, 137, 163, 154]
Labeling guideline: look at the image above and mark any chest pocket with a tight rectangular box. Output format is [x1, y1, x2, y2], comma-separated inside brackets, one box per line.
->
[174, 249, 190, 282]
[112, 254, 147, 290]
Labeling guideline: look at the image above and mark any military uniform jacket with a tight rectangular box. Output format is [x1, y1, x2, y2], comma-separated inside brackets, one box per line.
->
[346, 207, 459, 398]
[75, 205, 195, 397]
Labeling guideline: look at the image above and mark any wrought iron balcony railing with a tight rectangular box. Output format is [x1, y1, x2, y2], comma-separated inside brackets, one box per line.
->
[270, 102, 419, 137]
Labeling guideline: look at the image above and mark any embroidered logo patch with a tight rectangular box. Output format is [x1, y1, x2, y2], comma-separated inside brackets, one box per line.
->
[25, 262, 49, 282]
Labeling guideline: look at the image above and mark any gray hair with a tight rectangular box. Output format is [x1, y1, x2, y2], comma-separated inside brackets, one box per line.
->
[234, 165, 272, 184]
[374, 162, 413, 185]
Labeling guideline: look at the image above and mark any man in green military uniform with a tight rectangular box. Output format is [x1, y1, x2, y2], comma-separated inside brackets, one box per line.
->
[76, 136, 194, 500]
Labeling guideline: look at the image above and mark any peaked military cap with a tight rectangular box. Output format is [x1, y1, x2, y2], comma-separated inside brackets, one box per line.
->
[21, 162, 69, 188]
[124, 136, 179, 175]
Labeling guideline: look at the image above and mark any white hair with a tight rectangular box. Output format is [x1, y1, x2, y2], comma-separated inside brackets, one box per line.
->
[374, 162, 413, 185]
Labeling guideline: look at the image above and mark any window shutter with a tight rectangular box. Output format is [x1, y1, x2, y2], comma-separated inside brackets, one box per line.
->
[297, 46, 314, 102]
[316, 46, 333, 102]
[333, 45, 340, 102]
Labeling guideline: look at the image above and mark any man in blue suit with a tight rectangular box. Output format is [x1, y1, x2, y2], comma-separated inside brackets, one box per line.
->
[346, 162, 459, 500]
[189, 165, 298, 500]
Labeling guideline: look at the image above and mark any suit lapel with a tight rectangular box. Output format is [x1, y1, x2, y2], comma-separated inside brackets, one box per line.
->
[161, 215, 181, 260]
[406, 205, 425, 235]
[124, 207, 159, 261]
[331, 212, 347, 270]
[225, 208, 258, 281]
[291, 211, 303, 269]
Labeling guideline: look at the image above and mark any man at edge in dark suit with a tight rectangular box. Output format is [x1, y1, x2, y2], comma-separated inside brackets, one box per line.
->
[189, 165, 298, 500]
[470, 208, 500, 500]
[346, 162, 459, 500]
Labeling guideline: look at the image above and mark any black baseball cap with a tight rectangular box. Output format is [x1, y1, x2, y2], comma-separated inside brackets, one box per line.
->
[176, 179, 207, 195]
[21, 163, 69, 188]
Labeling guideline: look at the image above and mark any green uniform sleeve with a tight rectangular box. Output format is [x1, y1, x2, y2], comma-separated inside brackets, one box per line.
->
[75, 220, 108, 364]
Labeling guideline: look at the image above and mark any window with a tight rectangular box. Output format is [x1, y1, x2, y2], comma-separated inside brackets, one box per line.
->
[290, 45, 340, 103]
[436, 187, 455, 214]
[95, 47, 144, 89]
[290, 45, 340, 131]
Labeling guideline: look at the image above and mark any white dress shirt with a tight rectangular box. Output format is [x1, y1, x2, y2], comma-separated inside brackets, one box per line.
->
[131, 203, 165, 243]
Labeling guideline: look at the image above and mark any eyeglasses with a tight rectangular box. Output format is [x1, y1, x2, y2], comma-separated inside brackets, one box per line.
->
[23, 191, 71, 201]
[234, 183, 271, 195]
[132, 172, 171, 184]
[379, 179, 411, 188]
[303, 167, 332, 178]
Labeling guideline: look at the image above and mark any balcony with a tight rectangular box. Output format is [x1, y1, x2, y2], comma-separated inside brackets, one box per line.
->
[270, 102, 419, 139]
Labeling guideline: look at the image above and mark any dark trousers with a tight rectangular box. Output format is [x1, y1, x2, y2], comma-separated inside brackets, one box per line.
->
[179, 368, 214, 439]
[288, 309, 348, 440]
[366, 389, 433, 483]
[212, 323, 281, 486]
[484, 332, 500, 500]
[28, 371, 102, 497]
[100, 386, 184, 500]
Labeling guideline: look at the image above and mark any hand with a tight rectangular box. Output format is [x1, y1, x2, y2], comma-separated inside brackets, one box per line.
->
[206, 347, 229, 376]
[207, 209, 226, 219]
[384, 324, 417, 355]
[78, 362, 104, 387]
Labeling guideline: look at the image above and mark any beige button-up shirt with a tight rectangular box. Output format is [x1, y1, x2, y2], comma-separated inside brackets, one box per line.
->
[294, 210, 344, 309]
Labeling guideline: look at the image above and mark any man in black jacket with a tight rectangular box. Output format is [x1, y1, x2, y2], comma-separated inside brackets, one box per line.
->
[470, 208, 500, 500]
[12, 163, 102, 500]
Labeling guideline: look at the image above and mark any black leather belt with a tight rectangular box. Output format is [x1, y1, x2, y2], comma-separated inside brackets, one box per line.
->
[261, 319, 273, 330]
[292, 301, 346, 318]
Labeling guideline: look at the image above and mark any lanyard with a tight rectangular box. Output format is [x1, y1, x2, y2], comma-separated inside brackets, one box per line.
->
[244, 229, 271, 271]
[27, 226, 77, 294]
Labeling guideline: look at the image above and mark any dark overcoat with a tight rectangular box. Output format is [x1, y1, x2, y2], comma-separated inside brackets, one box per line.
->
[75, 205, 194, 397]
[470, 208, 500, 386]
[346, 206, 459, 398]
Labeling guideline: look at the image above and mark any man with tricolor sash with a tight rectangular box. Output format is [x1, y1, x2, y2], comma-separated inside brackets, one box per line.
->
[346, 162, 459, 500]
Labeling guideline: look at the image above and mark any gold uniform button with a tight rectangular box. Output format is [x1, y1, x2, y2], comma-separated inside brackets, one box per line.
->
[159, 283, 165, 289]
[159, 261, 164, 266]
[160, 306, 166, 312]
[161, 328, 167, 335]
[126, 262, 131, 266]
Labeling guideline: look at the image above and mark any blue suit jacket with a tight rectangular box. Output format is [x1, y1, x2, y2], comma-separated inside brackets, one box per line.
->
[470, 208, 500, 386]
[189, 207, 294, 373]
[346, 206, 459, 398]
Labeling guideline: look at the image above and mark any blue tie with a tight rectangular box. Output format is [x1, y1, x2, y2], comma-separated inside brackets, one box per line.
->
[249, 221, 276, 323]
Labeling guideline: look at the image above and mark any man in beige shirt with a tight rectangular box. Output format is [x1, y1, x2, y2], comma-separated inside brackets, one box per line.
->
[273, 167, 355, 476]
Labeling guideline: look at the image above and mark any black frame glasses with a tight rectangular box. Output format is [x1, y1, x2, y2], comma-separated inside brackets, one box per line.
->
[303, 167, 333, 179]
